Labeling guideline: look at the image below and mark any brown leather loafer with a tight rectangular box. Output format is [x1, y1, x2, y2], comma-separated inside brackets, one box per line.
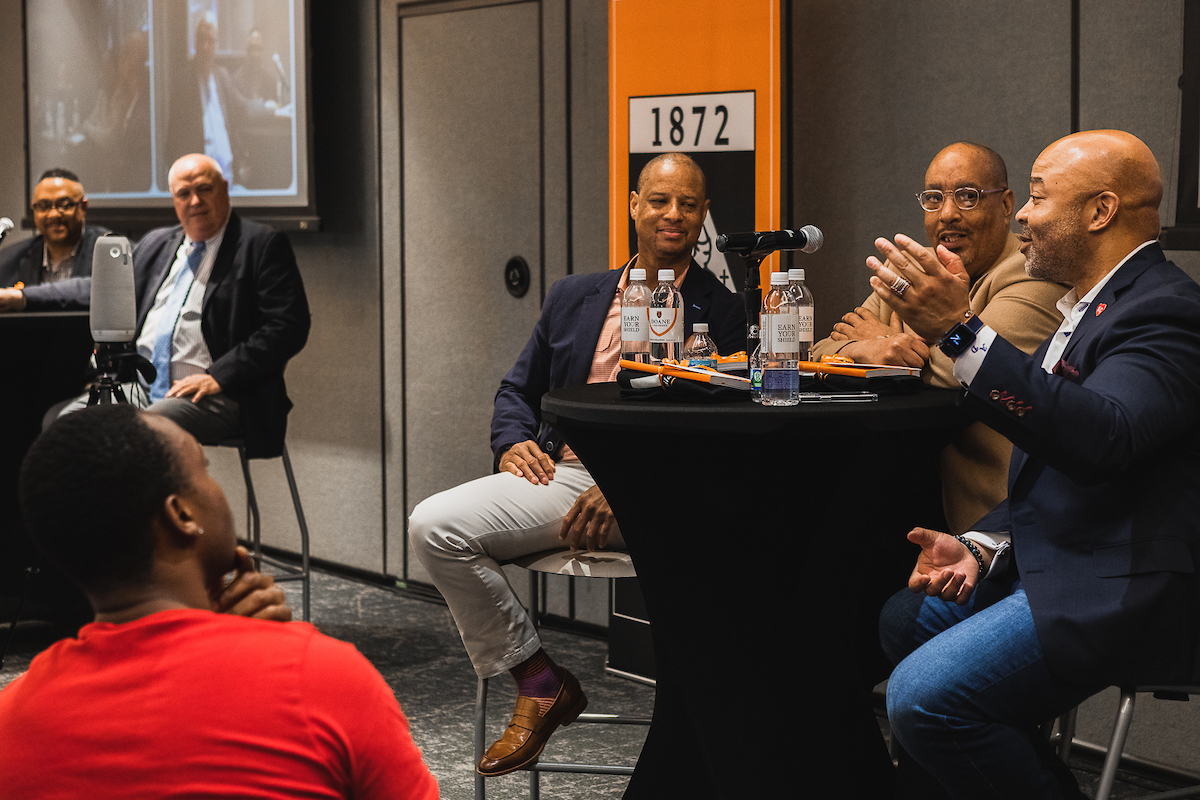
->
[477, 668, 588, 776]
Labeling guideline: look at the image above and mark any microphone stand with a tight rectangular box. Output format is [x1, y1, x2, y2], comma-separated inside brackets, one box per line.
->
[739, 252, 768, 358]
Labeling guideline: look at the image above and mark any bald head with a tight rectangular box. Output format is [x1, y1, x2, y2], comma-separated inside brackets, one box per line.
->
[922, 142, 1014, 278]
[636, 153, 707, 200]
[1035, 130, 1162, 241]
[1017, 130, 1163, 292]
[168, 154, 230, 242]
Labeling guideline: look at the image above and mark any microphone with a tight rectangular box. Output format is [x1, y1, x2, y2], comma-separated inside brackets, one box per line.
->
[90, 235, 136, 342]
[0, 217, 13, 245]
[716, 225, 823, 257]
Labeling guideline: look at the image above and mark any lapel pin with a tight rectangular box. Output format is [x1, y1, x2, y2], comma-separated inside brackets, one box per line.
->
[1095, 302, 1106, 316]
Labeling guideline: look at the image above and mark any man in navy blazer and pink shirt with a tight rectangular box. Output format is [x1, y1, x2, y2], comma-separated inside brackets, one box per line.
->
[874, 130, 1200, 799]
[409, 153, 743, 779]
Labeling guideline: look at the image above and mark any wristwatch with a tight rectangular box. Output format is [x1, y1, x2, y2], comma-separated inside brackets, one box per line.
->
[938, 312, 985, 357]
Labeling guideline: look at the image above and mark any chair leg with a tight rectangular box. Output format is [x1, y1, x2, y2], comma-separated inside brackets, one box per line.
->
[475, 677, 488, 800]
[280, 444, 311, 622]
[235, 445, 262, 564]
[1095, 689, 1137, 800]
[1057, 706, 1078, 763]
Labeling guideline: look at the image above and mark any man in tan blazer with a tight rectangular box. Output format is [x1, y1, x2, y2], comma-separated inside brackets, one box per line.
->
[812, 142, 1064, 534]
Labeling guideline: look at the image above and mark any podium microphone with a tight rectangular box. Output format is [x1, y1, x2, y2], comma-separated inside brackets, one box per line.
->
[88, 235, 154, 404]
[0, 217, 13, 245]
[716, 225, 823, 257]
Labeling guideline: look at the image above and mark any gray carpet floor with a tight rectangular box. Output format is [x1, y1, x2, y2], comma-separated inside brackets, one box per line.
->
[0, 568, 1192, 799]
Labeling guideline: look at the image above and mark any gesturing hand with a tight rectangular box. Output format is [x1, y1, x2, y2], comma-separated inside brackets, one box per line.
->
[559, 484, 615, 551]
[907, 527, 981, 606]
[866, 234, 972, 343]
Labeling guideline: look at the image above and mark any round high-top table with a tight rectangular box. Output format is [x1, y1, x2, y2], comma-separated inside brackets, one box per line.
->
[542, 382, 967, 798]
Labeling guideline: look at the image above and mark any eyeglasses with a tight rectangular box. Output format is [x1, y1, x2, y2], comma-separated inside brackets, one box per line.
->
[916, 187, 1005, 212]
[31, 198, 82, 214]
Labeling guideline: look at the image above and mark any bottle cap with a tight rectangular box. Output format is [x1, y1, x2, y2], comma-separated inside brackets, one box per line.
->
[693, 323, 709, 333]
[788, 268, 804, 281]
[770, 271, 789, 285]
[657, 269, 675, 282]
[629, 268, 647, 281]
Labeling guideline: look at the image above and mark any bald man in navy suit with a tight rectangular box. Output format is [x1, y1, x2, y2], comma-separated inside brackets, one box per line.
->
[873, 130, 1200, 799]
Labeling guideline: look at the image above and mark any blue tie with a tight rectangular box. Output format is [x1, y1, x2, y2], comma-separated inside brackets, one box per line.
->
[149, 240, 205, 402]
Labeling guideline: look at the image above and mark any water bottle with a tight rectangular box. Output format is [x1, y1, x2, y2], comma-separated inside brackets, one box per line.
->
[683, 322, 717, 368]
[761, 271, 800, 406]
[748, 333, 764, 403]
[788, 268, 815, 364]
[649, 269, 683, 363]
[620, 267, 652, 364]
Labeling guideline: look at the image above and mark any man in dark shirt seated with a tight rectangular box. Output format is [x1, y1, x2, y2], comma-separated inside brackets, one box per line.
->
[410, 152, 745, 778]
[0, 168, 109, 312]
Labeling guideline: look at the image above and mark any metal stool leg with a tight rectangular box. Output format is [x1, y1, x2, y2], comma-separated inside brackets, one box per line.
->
[1095, 690, 1137, 800]
[233, 442, 311, 622]
[279, 444, 311, 622]
[475, 677, 489, 800]
[235, 445, 262, 563]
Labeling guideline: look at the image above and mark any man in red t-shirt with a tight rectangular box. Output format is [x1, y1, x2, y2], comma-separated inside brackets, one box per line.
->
[0, 404, 438, 800]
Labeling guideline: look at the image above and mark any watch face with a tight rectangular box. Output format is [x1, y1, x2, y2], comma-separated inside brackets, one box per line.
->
[945, 328, 970, 351]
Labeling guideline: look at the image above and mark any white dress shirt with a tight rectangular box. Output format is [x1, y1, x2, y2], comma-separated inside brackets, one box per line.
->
[136, 224, 227, 385]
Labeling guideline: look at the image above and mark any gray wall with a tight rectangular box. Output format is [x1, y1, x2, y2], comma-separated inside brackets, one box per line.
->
[794, 0, 1200, 338]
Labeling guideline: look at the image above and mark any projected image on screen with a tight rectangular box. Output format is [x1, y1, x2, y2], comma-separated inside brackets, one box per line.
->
[27, 0, 309, 210]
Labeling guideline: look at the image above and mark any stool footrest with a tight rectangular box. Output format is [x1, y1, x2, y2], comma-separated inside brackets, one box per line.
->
[575, 713, 652, 725]
[529, 762, 636, 776]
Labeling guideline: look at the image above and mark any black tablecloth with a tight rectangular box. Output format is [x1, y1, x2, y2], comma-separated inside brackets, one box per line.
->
[543, 382, 968, 798]
[0, 312, 93, 620]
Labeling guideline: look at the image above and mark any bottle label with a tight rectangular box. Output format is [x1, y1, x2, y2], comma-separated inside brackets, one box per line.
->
[621, 308, 649, 342]
[648, 307, 682, 343]
[750, 367, 763, 391]
[763, 368, 799, 392]
[798, 306, 814, 344]
[763, 310, 800, 353]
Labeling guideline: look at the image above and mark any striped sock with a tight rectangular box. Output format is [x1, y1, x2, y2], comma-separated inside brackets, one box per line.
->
[510, 650, 563, 715]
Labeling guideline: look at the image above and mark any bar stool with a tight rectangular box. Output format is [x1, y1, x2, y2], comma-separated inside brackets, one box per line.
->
[474, 548, 653, 800]
[1053, 686, 1200, 800]
[212, 439, 311, 621]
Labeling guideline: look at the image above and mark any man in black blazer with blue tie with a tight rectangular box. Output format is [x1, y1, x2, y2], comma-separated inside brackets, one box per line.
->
[410, 153, 744, 780]
[131, 153, 309, 458]
[872, 130, 1200, 799]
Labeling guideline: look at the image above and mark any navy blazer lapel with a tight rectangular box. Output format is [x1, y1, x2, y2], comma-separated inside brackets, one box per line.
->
[1059, 244, 1163, 366]
[566, 266, 625, 384]
[680, 259, 712, 331]
[204, 212, 240, 307]
[17, 238, 44, 286]
[137, 229, 187, 332]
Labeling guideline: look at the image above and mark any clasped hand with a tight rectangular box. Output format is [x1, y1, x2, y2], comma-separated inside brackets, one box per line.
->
[212, 545, 293, 620]
[830, 305, 930, 369]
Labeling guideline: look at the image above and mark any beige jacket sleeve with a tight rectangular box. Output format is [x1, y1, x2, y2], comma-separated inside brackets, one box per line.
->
[811, 233, 1065, 389]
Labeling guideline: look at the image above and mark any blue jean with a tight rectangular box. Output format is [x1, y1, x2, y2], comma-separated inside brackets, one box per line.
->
[880, 585, 1103, 800]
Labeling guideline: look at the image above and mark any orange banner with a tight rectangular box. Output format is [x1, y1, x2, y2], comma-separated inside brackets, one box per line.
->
[610, 0, 782, 290]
